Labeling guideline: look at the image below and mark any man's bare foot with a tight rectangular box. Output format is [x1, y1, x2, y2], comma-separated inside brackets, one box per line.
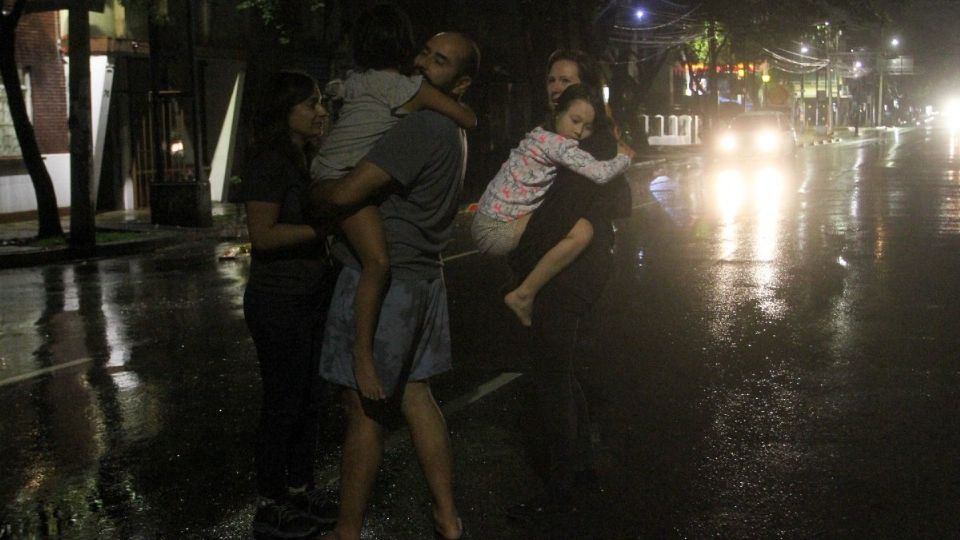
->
[504, 289, 533, 327]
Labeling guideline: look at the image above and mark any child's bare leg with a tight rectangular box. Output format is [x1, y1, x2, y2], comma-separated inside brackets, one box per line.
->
[505, 218, 594, 327]
[340, 205, 390, 401]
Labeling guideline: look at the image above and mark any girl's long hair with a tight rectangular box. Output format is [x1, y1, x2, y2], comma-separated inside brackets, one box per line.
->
[351, 3, 415, 71]
[249, 70, 318, 169]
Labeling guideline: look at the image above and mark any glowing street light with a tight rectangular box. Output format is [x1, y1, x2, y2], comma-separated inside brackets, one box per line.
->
[890, 37, 900, 48]
[854, 60, 863, 69]
[801, 44, 809, 54]
[635, 9, 645, 21]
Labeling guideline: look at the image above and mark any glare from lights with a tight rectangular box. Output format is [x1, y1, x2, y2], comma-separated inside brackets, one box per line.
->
[801, 45, 809, 54]
[753, 168, 784, 214]
[754, 131, 781, 153]
[944, 97, 960, 130]
[761, 74, 771, 83]
[635, 9, 645, 21]
[715, 169, 745, 220]
[890, 37, 900, 47]
[854, 60, 862, 69]
[718, 133, 738, 153]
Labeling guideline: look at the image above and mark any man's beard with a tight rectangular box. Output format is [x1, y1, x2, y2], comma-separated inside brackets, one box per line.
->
[417, 68, 451, 95]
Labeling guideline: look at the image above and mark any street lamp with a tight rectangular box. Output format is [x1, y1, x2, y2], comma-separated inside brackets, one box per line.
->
[635, 9, 645, 21]
[878, 36, 902, 126]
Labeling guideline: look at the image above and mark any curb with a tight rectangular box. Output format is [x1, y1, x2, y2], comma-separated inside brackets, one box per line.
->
[799, 137, 843, 147]
[0, 232, 182, 270]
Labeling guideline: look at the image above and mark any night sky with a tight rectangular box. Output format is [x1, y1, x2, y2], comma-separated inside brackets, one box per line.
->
[892, 0, 960, 99]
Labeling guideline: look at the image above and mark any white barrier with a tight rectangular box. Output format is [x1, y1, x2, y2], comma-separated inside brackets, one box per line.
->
[642, 114, 701, 146]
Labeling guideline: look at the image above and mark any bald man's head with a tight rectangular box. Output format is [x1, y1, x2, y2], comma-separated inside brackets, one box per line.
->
[414, 32, 480, 97]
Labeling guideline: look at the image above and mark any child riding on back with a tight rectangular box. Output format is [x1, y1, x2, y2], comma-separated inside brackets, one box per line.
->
[471, 84, 634, 326]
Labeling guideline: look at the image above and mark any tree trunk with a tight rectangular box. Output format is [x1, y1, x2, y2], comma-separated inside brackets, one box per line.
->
[69, 1, 95, 249]
[0, 5, 64, 238]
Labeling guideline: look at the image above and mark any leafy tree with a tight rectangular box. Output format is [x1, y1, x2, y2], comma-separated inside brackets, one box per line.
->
[237, 0, 326, 44]
[0, 0, 64, 238]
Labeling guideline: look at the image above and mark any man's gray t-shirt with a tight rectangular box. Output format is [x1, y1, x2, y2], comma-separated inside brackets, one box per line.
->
[337, 110, 466, 280]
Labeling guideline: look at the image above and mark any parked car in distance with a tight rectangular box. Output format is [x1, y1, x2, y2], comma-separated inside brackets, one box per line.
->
[713, 110, 798, 160]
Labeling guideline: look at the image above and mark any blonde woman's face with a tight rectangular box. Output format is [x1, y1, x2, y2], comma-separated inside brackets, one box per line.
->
[546, 59, 581, 111]
[287, 87, 328, 143]
[555, 99, 595, 141]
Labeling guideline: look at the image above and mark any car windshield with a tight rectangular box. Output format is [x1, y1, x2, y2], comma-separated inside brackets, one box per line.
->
[730, 115, 780, 131]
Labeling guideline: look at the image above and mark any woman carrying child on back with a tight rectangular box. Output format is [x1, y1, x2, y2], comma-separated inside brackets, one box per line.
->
[471, 83, 634, 326]
[311, 2, 476, 401]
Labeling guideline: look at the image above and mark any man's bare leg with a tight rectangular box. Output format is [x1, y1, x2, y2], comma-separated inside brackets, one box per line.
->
[322, 390, 384, 540]
[401, 381, 462, 539]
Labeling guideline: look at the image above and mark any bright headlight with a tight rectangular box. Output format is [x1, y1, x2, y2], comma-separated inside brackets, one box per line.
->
[717, 133, 738, 153]
[754, 130, 781, 152]
[945, 98, 960, 129]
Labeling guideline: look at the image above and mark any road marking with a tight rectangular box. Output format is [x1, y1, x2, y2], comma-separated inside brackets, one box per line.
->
[317, 371, 525, 488]
[444, 249, 479, 262]
[440, 371, 523, 417]
[633, 200, 657, 210]
[0, 357, 94, 388]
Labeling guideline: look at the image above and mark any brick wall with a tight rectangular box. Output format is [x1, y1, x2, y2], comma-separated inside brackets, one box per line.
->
[14, 11, 68, 154]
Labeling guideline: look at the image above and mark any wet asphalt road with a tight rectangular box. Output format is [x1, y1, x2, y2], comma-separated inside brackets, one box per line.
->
[2, 126, 960, 538]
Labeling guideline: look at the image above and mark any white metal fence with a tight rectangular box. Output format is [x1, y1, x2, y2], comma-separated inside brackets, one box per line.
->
[639, 114, 701, 146]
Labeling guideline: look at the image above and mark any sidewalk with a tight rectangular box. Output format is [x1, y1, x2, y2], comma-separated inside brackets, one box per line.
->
[798, 125, 888, 146]
[0, 203, 245, 269]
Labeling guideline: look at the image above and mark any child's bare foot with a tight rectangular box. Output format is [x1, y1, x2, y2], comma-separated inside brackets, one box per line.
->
[504, 289, 533, 327]
[353, 352, 386, 400]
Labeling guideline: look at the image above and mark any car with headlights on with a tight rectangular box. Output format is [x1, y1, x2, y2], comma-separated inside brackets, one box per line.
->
[712, 111, 797, 161]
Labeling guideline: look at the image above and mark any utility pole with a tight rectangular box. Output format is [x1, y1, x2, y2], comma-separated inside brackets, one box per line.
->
[876, 23, 885, 127]
[800, 68, 805, 129]
[827, 26, 840, 134]
[815, 64, 820, 126]
[877, 50, 884, 126]
[826, 51, 832, 133]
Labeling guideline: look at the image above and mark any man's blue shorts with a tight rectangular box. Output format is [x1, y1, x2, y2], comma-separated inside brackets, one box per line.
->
[319, 266, 452, 396]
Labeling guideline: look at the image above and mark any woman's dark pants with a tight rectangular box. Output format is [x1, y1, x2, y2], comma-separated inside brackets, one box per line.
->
[243, 288, 327, 501]
[528, 291, 594, 499]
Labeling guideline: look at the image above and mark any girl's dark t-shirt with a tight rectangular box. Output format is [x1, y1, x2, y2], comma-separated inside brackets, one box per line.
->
[242, 149, 328, 296]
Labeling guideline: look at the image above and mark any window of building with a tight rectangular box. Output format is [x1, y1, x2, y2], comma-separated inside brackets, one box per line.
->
[0, 68, 33, 158]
